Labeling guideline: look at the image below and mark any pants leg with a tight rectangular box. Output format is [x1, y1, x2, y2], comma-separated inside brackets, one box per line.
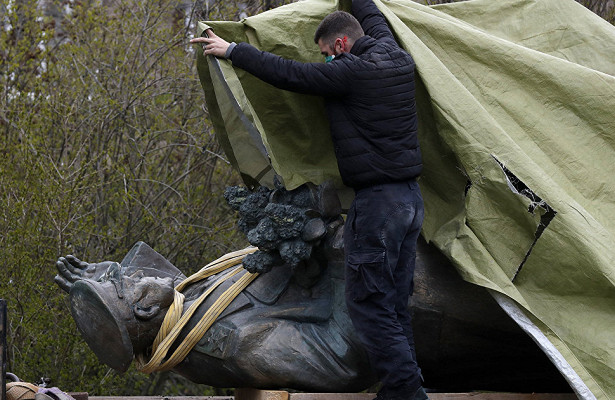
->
[344, 181, 425, 397]
[394, 206, 423, 364]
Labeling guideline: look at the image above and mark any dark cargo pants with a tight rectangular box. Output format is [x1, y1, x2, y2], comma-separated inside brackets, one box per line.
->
[344, 180, 424, 399]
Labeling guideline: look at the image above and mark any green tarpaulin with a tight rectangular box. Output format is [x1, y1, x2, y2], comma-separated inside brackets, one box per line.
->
[194, 0, 615, 398]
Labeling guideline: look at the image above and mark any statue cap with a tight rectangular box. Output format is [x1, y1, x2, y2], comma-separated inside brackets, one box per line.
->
[69, 277, 134, 372]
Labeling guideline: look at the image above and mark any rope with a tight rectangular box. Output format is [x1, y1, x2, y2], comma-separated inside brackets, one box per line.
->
[136, 246, 259, 373]
[6, 382, 38, 400]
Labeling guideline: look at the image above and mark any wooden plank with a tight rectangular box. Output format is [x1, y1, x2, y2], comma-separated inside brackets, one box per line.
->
[90, 395, 254, 400]
[289, 394, 577, 400]
[1, 299, 6, 400]
[89, 393, 577, 400]
[90, 397, 232, 400]
[235, 388, 289, 400]
[428, 394, 577, 400]
[289, 394, 373, 400]
[68, 392, 89, 400]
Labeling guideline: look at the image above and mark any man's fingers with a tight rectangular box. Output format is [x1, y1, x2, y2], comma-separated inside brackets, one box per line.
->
[203, 44, 221, 56]
[189, 33, 227, 58]
[204, 45, 218, 55]
[189, 36, 210, 44]
[189, 29, 217, 44]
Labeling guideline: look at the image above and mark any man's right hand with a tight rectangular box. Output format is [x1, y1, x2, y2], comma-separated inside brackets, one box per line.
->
[190, 29, 231, 58]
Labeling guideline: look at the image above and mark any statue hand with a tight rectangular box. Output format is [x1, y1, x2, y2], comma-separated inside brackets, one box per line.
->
[54, 255, 113, 293]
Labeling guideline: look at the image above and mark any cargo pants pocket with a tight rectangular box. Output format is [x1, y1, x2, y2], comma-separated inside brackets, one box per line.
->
[346, 250, 386, 302]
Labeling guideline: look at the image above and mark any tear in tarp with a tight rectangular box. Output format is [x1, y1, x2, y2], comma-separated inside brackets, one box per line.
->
[194, 0, 615, 398]
[491, 156, 557, 282]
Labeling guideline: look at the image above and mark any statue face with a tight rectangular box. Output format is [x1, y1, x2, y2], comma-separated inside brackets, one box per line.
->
[123, 275, 175, 321]
[97, 263, 175, 318]
[69, 265, 175, 372]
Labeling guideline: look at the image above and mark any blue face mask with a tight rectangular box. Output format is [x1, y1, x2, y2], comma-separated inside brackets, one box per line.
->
[325, 55, 335, 63]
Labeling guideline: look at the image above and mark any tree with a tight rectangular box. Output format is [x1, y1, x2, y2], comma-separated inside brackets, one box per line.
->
[1, 0, 248, 394]
[577, 0, 615, 23]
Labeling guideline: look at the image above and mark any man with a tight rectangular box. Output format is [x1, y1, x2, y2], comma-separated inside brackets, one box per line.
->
[190, 1, 426, 399]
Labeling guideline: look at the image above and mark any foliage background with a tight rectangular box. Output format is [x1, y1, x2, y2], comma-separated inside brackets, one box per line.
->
[0, 0, 612, 396]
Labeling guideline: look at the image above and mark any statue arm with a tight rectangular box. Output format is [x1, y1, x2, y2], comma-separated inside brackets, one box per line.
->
[55, 242, 188, 293]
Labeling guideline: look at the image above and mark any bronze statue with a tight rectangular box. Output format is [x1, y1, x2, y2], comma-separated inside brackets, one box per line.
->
[55, 184, 571, 393]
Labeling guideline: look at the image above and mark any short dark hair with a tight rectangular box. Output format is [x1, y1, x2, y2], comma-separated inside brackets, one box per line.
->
[313, 11, 364, 46]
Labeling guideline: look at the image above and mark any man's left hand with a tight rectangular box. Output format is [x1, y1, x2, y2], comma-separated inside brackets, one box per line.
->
[190, 29, 230, 58]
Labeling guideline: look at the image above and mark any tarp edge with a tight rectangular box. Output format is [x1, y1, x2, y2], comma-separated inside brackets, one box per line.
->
[488, 289, 597, 400]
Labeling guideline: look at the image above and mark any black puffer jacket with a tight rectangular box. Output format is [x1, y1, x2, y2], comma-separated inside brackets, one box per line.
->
[229, 0, 421, 189]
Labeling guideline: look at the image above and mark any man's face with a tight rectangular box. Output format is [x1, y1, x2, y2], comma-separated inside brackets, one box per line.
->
[318, 36, 349, 62]
[318, 38, 336, 58]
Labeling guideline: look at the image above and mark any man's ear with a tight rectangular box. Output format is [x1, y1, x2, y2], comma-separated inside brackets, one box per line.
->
[133, 303, 160, 320]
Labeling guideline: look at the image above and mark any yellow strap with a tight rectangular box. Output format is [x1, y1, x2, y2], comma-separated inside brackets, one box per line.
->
[156, 270, 259, 372]
[137, 247, 258, 373]
[151, 289, 184, 352]
[137, 266, 242, 373]
[175, 247, 257, 291]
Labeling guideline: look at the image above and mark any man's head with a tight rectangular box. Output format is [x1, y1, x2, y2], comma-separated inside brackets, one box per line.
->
[314, 11, 364, 58]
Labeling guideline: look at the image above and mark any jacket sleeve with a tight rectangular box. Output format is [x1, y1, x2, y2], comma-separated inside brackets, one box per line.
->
[352, 0, 398, 47]
[229, 42, 353, 97]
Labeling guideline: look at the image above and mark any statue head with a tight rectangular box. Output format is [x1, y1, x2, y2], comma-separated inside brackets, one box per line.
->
[69, 263, 175, 372]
